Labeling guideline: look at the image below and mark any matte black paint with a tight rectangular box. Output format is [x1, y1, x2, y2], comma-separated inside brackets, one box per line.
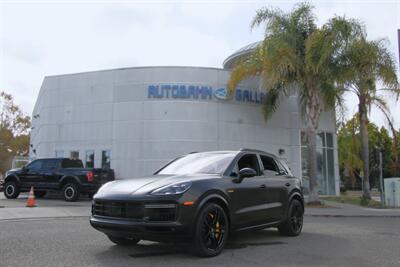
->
[90, 149, 304, 242]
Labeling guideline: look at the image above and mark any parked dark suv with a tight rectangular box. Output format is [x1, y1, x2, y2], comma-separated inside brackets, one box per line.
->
[90, 149, 304, 257]
[2, 158, 114, 201]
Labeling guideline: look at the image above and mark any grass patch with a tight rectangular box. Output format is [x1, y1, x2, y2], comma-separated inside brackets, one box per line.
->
[321, 194, 381, 208]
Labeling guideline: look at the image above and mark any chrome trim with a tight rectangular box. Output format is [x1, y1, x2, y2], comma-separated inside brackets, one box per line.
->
[144, 204, 176, 209]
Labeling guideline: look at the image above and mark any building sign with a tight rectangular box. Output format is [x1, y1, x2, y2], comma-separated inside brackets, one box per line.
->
[148, 84, 266, 104]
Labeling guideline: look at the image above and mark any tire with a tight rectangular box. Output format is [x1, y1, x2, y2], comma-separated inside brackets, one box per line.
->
[4, 181, 20, 199]
[192, 203, 229, 257]
[107, 235, 140, 246]
[35, 191, 46, 198]
[62, 183, 80, 202]
[278, 199, 304, 236]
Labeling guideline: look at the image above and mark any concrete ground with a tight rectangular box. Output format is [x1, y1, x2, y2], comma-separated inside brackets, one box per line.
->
[1, 193, 400, 266]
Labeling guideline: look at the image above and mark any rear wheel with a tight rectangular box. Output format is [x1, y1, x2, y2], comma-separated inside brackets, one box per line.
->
[4, 181, 20, 199]
[192, 203, 229, 257]
[278, 199, 303, 236]
[107, 235, 140, 246]
[62, 183, 80, 202]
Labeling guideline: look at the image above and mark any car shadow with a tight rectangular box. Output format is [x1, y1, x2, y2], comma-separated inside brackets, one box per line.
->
[98, 229, 287, 259]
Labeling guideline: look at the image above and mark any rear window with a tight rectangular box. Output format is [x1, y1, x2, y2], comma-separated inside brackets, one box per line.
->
[61, 159, 84, 168]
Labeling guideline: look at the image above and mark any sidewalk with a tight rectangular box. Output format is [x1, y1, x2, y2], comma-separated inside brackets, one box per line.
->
[2, 194, 400, 221]
[0, 193, 91, 221]
[305, 200, 400, 217]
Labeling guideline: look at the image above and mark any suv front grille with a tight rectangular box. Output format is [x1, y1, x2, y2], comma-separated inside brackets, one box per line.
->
[92, 200, 177, 222]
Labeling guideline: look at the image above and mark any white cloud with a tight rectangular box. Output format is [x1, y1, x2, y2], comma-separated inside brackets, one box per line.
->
[0, 0, 399, 129]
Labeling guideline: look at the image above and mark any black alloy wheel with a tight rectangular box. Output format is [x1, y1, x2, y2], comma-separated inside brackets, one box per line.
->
[4, 181, 20, 199]
[192, 203, 229, 257]
[278, 199, 303, 236]
[62, 183, 80, 202]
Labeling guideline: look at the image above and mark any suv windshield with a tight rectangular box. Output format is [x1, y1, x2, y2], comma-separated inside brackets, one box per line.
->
[157, 152, 235, 175]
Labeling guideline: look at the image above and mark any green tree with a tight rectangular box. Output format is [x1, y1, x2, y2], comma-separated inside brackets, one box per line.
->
[336, 37, 399, 199]
[0, 91, 31, 175]
[228, 2, 362, 203]
[337, 116, 362, 188]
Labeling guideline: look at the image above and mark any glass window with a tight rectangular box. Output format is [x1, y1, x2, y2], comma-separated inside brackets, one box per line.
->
[237, 154, 260, 175]
[101, 150, 111, 169]
[260, 155, 280, 176]
[61, 159, 83, 168]
[157, 152, 235, 175]
[70, 151, 79, 160]
[42, 159, 59, 169]
[85, 150, 95, 168]
[55, 150, 64, 158]
[326, 133, 333, 148]
[27, 160, 42, 171]
[300, 131, 336, 195]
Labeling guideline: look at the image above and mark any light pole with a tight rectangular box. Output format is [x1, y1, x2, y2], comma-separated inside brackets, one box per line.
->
[379, 149, 385, 207]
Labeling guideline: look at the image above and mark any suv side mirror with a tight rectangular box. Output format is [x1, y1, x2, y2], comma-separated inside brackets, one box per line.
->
[233, 168, 257, 183]
[22, 166, 28, 172]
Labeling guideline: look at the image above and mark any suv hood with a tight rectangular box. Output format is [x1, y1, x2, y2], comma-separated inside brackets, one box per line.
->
[95, 173, 216, 197]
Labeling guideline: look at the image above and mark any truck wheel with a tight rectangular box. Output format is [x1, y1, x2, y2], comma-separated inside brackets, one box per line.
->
[192, 203, 229, 257]
[278, 199, 303, 236]
[62, 183, 80, 202]
[4, 181, 20, 199]
[107, 235, 140, 246]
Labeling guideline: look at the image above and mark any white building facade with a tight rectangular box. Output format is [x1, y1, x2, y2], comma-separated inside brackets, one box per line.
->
[30, 45, 339, 195]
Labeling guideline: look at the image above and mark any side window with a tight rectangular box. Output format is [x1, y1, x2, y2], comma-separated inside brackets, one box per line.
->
[237, 154, 260, 176]
[43, 159, 59, 169]
[28, 160, 42, 171]
[260, 155, 280, 176]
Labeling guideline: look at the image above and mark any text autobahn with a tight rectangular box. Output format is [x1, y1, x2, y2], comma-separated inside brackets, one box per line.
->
[147, 84, 266, 104]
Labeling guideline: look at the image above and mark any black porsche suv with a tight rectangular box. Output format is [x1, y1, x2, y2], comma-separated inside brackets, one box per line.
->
[90, 149, 304, 257]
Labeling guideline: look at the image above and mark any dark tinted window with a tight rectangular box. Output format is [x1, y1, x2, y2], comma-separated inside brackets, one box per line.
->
[237, 154, 260, 175]
[42, 159, 59, 169]
[27, 160, 42, 171]
[86, 150, 95, 168]
[101, 150, 111, 169]
[61, 159, 84, 168]
[260, 155, 280, 176]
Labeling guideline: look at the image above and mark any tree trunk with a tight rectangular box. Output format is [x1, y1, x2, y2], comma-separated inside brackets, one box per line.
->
[358, 99, 371, 199]
[305, 87, 321, 204]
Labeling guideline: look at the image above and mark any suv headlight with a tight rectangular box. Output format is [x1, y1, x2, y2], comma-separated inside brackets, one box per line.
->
[151, 181, 192, 195]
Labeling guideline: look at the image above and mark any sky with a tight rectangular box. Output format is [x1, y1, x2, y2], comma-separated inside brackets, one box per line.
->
[1, 0, 400, 130]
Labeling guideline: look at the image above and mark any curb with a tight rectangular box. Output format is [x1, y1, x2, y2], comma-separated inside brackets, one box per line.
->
[0, 216, 89, 223]
[305, 214, 400, 218]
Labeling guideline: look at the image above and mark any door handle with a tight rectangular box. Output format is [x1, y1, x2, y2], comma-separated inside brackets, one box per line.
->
[285, 183, 291, 187]
[259, 184, 266, 189]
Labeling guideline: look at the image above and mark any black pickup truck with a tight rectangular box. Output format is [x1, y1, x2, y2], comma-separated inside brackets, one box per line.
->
[0, 158, 115, 201]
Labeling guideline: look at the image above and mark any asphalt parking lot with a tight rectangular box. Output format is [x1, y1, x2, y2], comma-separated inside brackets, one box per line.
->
[1, 216, 399, 267]
[1, 193, 400, 267]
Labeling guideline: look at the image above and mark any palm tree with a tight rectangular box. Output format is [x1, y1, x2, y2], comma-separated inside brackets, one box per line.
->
[228, 3, 362, 203]
[337, 38, 399, 199]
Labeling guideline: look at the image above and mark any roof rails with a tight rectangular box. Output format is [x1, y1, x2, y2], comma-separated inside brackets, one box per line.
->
[239, 148, 267, 153]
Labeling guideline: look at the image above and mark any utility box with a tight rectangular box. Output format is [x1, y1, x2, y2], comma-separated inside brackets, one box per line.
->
[384, 178, 400, 207]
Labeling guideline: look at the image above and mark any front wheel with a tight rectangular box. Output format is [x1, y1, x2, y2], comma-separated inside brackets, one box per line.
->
[278, 199, 304, 236]
[192, 203, 229, 257]
[107, 235, 140, 246]
[4, 181, 20, 199]
[62, 183, 80, 202]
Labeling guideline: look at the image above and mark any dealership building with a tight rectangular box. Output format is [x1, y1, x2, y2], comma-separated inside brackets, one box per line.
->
[30, 42, 339, 195]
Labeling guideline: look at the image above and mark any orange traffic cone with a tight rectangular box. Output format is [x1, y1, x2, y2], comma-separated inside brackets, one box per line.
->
[26, 186, 36, 207]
